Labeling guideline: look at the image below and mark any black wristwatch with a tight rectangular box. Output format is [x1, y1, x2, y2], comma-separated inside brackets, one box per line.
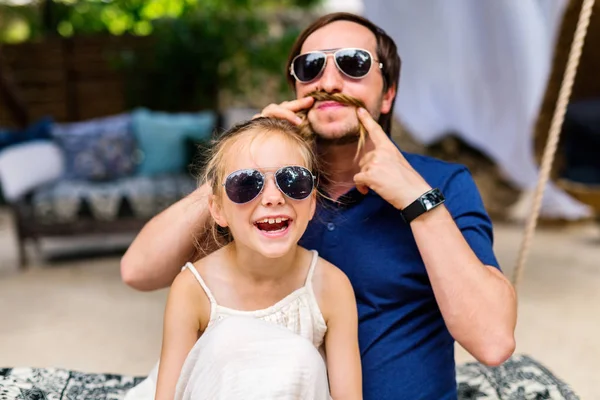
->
[400, 188, 445, 224]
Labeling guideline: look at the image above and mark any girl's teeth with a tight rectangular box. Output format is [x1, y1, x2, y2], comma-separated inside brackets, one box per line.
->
[256, 217, 289, 224]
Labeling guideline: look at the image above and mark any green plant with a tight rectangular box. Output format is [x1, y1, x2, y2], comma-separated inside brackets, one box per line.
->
[1, 0, 321, 111]
[0, 4, 42, 43]
[117, 4, 317, 112]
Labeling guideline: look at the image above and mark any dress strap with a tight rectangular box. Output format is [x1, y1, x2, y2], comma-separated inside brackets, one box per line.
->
[304, 250, 319, 287]
[182, 262, 217, 305]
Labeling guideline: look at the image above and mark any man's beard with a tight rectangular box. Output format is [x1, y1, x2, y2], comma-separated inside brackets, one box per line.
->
[314, 131, 361, 146]
[298, 91, 378, 148]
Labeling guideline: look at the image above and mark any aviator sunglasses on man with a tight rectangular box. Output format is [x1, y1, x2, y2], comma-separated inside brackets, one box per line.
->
[290, 48, 383, 83]
[223, 166, 316, 204]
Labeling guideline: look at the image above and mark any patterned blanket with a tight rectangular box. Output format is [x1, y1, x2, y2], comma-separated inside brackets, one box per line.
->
[0, 354, 579, 400]
[29, 174, 196, 224]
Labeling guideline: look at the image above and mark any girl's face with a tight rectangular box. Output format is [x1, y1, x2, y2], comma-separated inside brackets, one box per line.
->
[209, 131, 316, 259]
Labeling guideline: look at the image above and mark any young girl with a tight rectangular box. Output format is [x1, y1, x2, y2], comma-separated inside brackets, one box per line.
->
[150, 117, 361, 399]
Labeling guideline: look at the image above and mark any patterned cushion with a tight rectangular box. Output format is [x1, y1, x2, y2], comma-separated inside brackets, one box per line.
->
[0, 354, 580, 400]
[52, 114, 138, 181]
[0, 368, 144, 400]
[456, 354, 579, 399]
[31, 174, 196, 223]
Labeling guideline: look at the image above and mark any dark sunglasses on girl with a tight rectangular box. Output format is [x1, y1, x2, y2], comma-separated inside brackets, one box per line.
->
[223, 166, 316, 204]
[290, 48, 383, 83]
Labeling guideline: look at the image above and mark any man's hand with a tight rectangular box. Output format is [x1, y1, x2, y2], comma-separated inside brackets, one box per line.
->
[354, 108, 432, 210]
[253, 97, 315, 125]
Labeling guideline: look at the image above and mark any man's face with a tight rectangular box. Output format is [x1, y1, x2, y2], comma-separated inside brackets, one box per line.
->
[295, 20, 395, 142]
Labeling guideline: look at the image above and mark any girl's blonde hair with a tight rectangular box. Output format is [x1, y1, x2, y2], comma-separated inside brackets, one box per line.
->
[194, 117, 319, 253]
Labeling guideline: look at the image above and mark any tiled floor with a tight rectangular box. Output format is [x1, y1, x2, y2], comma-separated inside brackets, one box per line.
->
[1, 208, 599, 399]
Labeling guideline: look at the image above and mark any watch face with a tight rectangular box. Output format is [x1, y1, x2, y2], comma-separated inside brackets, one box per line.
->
[420, 190, 445, 211]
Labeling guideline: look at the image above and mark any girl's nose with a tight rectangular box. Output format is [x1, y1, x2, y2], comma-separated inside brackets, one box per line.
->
[261, 176, 285, 206]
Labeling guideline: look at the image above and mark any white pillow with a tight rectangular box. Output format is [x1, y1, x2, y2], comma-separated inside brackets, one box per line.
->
[0, 141, 65, 202]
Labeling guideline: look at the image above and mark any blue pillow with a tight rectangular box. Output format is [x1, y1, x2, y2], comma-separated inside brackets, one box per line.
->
[132, 108, 216, 176]
[0, 117, 53, 150]
[51, 114, 137, 181]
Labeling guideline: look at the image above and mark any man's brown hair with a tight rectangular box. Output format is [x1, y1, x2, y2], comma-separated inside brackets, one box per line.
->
[286, 12, 401, 134]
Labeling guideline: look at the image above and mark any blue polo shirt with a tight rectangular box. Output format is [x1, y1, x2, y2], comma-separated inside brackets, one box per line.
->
[299, 152, 499, 400]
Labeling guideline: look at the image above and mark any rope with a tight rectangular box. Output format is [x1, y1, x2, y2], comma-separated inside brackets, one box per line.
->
[512, 0, 596, 289]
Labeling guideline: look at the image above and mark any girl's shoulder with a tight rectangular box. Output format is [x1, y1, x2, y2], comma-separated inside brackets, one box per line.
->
[171, 249, 229, 332]
[310, 252, 351, 289]
[179, 247, 231, 299]
[307, 251, 355, 323]
[171, 261, 213, 306]
[187, 246, 230, 277]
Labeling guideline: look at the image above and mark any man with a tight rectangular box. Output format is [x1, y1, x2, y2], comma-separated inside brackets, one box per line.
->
[121, 12, 517, 399]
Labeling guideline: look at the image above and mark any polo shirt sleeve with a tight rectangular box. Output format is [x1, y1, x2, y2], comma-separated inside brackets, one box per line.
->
[441, 166, 501, 270]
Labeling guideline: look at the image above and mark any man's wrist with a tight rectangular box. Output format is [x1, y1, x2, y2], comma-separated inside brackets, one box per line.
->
[394, 183, 433, 210]
[399, 188, 446, 224]
[408, 203, 450, 225]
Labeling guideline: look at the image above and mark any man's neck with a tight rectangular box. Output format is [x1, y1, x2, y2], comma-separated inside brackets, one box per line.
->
[317, 141, 368, 201]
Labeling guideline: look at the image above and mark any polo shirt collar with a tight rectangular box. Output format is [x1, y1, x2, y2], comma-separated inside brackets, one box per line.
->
[320, 186, 371, 209]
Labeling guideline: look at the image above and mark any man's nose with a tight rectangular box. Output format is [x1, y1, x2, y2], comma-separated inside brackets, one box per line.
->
[261, 177, 285, 206]
[319, 55, 343, 93]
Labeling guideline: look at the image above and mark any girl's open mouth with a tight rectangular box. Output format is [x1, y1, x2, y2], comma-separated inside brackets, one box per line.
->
[254, 217, 291, 235]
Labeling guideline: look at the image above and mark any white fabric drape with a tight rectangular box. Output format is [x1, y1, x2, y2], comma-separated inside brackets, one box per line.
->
[364, 0, 592, 219]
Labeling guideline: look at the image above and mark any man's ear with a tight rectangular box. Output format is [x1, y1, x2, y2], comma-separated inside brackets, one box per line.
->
[208, 194, 228, 228]
[380, 83, 396, 115]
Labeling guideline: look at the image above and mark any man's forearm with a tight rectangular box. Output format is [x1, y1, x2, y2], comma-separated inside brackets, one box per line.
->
[121, 185, 211, 291]
[410, 206, 517, 366]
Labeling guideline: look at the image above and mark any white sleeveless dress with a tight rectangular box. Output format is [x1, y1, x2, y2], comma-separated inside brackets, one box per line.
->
[124, 250, 331, 400]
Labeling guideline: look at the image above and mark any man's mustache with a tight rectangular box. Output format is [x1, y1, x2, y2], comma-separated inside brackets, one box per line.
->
[297, 90, 368, 158]
[304, 90, 367, 109]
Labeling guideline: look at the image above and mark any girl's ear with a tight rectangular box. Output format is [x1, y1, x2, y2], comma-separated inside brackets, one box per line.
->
[208, 194, 229, 228]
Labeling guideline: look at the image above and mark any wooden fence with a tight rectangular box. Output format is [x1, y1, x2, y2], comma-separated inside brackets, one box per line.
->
[0, 35, 152, 128]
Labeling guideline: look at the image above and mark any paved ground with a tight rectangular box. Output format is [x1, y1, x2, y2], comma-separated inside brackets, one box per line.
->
[1, 207, 598, 399]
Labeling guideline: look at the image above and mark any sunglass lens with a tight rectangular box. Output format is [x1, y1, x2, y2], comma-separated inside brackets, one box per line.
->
[336, 48, 372, 78]
[276, 166, 314, 200]
[293, 53, 326, 82]
[225, 169, 264, 204]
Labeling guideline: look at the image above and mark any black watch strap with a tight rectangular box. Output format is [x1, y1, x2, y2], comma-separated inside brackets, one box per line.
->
[400, 188, 445, 224]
